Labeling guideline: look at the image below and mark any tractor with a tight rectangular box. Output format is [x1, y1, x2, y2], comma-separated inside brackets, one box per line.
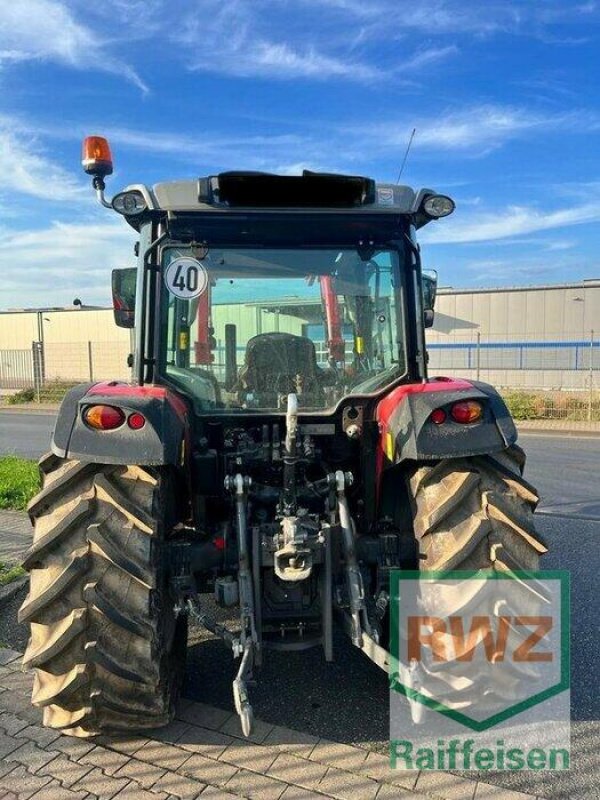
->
[19, 137, 546, 737]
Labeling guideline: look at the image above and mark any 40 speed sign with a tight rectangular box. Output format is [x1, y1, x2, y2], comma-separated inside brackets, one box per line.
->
[164, 257, 209, 300]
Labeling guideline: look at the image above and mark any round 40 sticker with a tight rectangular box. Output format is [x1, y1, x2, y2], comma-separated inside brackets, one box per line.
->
[164, 257, 209, 300]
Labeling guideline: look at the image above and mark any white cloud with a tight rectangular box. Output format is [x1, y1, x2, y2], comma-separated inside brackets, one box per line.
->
[300, 0, 599, 38]
[179, 2, 381, 83]
[401, 45, 459, 71]
[0, 123, 84, 201]
[422, 202, 600, 244]
[175, 0, 459, 82]
[355, 105, 600, 154]
[0, 219, 135, 307]
[0, 0, 148, 92]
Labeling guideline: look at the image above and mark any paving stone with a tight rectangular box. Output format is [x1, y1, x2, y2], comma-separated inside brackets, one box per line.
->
[177, 703, 233, 732]
[267, 752, 328, 790]
[80, 744, 131, 775]
[280, 786, 327, 800]
[474, 782, 537, 799]
[149, 720, 191, 745]
[16, 725, 61, 748]
[220, 741, 278, 774]
[309, 740, 368, 772]
[4, 741, 60, 772]
[0, 652, 22, 667]
[415, 771, 477, 800]
[0, 672, 33, 693]
[26, 781, 89, 800]
[0, 761, 18, 779]
[0, 713, 29, 736]
[38, 754, 93, 788]
[317, 767, 379, 800]
[0, 763, 52, 800]
[0, 732, 23, 759]
[151, 770, 207, 800]
[0, 694, 42, 725]
[374, 783, 426, 799]
[71, 766, 131, 799]
[113, 757, 166, 789]
[175, 725, 234, 759]
[195, 787, 240, 800]
[262, 726, 319, 757]
[219, 716, 274, 745]
[225, 768, 288, 800]
[111, 783, 170, 800]
[132, 740, 191, 771]
[51, 735, 96, 760]
[100, 735, 151, 756]
[179, 753, 238, 786]
[360, 752, 419, 789]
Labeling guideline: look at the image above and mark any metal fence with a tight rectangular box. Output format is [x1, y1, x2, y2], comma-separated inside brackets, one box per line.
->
[0, 340, 131, 402]
[1, 332, 599, 420]
[426, 330, 600, 421]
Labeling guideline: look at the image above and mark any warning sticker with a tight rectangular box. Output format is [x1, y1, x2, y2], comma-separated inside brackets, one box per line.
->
[377, 188, 395, 207]
[164, 257, 209, 300]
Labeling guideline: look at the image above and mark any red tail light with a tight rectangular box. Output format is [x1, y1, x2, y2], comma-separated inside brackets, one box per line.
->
[451, 401, 483, 424]
[127, 412, 146, 430]
[83, 405, 125, 430]
[430, 408, 447, 425]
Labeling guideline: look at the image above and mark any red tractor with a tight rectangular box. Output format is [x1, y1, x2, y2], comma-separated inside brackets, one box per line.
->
[19, 137, 546, 737]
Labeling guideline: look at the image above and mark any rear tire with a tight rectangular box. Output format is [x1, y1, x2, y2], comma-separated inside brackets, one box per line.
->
[19, 454, 186, 737]
[407, 445, 549, 712]
[409, 445, 547, 572]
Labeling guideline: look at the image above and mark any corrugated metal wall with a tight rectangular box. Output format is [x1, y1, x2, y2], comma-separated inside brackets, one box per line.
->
[427, 280, 600, 389]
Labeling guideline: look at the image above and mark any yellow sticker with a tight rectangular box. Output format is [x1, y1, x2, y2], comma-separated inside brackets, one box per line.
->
[355, 336, 365, 354]
[385, 431, 395, 461]
[179, 331, 189, 350]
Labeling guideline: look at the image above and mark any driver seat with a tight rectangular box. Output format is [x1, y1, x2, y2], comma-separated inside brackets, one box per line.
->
[237, 332, 325, 406]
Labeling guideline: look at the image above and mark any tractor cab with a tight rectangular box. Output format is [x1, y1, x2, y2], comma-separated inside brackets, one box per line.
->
[91, 136, 452, 416]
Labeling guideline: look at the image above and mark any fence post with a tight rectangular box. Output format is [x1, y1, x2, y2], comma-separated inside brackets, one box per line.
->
[88, 341, 94, 382]
[476, 331, 481, 381]
[589, 329, 595, 422]
[32, 341, 43, 403]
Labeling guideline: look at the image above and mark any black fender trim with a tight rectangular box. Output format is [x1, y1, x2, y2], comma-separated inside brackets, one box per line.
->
[51, 382, 190, 467]
[382, 380, 517, 463]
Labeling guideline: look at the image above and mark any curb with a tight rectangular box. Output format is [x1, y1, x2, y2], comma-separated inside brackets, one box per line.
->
[517, 426, 600, 438]
[0, 405, 59, 415]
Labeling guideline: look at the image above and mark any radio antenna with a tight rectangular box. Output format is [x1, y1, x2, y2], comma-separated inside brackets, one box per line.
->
[396, 127, 416, 184]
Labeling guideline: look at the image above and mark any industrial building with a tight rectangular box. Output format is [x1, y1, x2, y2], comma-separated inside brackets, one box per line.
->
[1, 279, 598, 392]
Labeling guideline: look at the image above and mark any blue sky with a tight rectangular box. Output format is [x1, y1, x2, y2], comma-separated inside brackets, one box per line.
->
[0, 0, 599, 308]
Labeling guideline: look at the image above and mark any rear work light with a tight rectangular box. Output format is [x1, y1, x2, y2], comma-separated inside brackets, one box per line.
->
[83, 405, 125, 430]
[451, 401, 483, 424]
[422, 194, 455, 218]
[112, 190, 147, 216]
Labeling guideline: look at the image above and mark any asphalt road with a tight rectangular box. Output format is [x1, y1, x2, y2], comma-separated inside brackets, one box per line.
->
[0, 412, 55, 459]
[1, 415, 598, 798]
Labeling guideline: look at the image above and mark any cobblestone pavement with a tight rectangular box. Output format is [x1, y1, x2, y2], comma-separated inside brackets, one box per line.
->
[0, 648, 545, 800]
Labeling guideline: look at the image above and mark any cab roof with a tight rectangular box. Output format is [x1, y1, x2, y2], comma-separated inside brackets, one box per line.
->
[121, 171, 440, 231]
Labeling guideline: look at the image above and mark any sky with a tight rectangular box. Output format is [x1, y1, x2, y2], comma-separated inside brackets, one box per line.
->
[0, 0, 599, 309]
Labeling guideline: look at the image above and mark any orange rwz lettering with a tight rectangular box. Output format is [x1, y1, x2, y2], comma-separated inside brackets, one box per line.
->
[513, 616, 553, 662]
[407, 616, 448, 662]
[448, 615, 511, 662]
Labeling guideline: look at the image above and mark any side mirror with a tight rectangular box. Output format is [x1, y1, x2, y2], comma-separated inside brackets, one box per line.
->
[111, 268, 136, 329]
[422, 269, 438, 328]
